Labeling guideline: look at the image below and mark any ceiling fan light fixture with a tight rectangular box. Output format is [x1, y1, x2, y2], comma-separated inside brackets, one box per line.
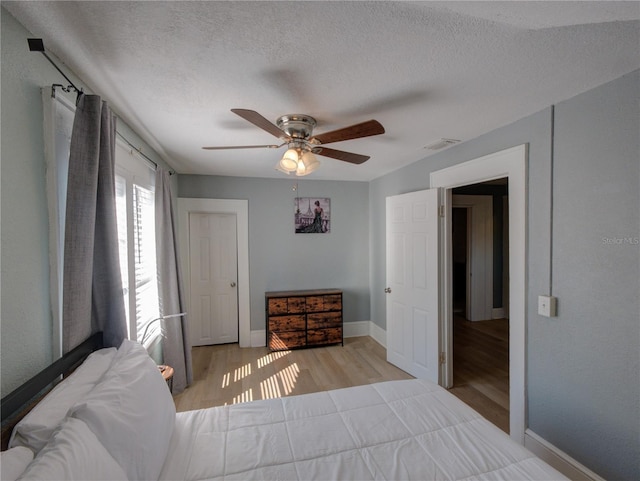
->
[279, 148, 299, 172]
[274, 161, 291, 175]
[297, 151, 320, 176]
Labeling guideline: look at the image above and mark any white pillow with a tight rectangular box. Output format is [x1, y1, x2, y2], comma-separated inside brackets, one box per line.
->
[70, 340, 176, 481]
[1, 447, 34, 481]
[9, 347, 117, 452]
[17, 417, 127, 481]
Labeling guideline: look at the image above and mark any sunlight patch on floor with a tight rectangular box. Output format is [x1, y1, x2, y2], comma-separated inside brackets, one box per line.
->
[260, 363, 300, 399]
[257, 349, 291, 368]
[278, 363, 300, 395]
[221, 372, 231, 388]
[260, 375, 282, 399]
[234, 363, 251, 381]
[231, 388, 253, 404]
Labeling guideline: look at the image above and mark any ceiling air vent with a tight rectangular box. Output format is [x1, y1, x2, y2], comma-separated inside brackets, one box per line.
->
[425, 138, 460, 151]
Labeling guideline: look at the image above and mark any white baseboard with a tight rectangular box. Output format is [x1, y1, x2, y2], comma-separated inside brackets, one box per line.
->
[369, 321, 386, 348]
[524, 430, 604, 481]
[343, 320, 386, 348]
[343, 320, 370, 338]
[250, 329, 266, 347]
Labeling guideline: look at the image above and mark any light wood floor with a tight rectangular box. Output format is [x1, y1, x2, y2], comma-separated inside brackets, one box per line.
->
[173, 336, 412, 412]
[173, 326, 509, 433]
[449, 316, 510, 433]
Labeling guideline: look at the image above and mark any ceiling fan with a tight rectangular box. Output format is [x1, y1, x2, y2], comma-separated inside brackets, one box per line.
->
[203, 109, 385, 176]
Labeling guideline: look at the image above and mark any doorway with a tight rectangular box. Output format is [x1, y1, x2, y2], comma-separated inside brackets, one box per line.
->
[430, 144, 526, 443]
[449, 179, 510, 433]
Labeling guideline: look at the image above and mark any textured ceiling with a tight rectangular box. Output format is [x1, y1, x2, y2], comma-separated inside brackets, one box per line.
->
[4, 1, 639, 181]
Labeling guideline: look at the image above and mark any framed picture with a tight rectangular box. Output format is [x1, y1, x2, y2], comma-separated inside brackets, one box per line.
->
[295, 197, 330, 233]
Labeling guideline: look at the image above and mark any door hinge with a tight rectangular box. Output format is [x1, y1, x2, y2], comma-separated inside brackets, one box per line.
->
[438, 205, 445, 217]
[439, 352, 446, 365]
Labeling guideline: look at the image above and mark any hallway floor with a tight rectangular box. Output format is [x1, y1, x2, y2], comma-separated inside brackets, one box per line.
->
[448, 315, 510, 433]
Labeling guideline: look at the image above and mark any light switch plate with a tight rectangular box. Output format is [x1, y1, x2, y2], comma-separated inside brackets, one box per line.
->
[538, 295, 557, 317]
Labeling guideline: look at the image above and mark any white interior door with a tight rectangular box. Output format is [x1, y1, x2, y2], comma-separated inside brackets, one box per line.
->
[189, 212, 239, 346]
[386, 189, 440, 382]
[452, 195, 493, 321]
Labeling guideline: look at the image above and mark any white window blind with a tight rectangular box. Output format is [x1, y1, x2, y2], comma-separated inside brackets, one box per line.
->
[115, 141, 159, 344]
[115, 174, 130, 329]
[133, 184, 160, 344]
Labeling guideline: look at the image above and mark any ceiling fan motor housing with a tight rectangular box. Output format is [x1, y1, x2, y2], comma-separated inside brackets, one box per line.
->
[277, 114, 317, 140]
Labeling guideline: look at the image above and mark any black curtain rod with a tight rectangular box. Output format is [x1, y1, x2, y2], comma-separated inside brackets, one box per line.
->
[116, 131, 157, 170]
[28, 38, 82, 99]
[115, 131, 175, 175]
[29, 38, 175, 176]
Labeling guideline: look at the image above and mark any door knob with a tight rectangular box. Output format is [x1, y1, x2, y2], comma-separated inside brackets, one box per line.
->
[230, 281, 237, 287]
[384, 287, 392, 293]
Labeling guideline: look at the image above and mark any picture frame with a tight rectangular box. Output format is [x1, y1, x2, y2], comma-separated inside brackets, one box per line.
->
[294, 197, 330, 233]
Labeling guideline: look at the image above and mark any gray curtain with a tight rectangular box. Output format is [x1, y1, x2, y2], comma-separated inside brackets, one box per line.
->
[155, 168, 193, 393]
[62, 94, 127, 352]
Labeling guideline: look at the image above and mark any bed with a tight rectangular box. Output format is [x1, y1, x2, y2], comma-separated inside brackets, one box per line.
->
[1, 336, 567, 481]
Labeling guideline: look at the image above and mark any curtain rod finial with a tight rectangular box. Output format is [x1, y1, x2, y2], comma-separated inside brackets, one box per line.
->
[28, 38, 45, 52]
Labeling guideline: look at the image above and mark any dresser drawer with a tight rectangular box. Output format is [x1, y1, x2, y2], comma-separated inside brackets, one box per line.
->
[323, 294, 342, 311]
[307, 327, 342, 346]
[269, 331, 306, 350]
[305, 296, 324, 312]
[287, 297, 306, 313]
[306, 294, 342, 312]
[307, 311, 342, 329]
[267, 298, 288, 315]
[268, 314, 305, 332]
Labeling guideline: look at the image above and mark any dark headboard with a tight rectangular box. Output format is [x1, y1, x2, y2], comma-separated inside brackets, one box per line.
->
[1, 332, 104, 449]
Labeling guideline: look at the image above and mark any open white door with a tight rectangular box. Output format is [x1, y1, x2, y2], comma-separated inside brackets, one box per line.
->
[386, 189, 440, 382]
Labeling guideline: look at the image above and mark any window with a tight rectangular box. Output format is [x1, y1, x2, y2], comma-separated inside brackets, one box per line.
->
[115, 141, 160, 346]
[44, 89, 161, 352]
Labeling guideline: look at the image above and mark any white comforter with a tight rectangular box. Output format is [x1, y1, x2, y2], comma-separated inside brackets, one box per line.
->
[159, 379, 565, 480]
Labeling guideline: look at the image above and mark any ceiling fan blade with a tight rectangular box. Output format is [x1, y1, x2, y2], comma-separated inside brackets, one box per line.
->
[231, 109, 288, 139]
[311, 119, 385, 145]
[202, 144, 282, 150]
[314, 147, 370, 164]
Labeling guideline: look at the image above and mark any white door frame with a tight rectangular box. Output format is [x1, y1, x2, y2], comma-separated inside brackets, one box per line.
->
[431, 144, 527, 444]
[178, 198, 251, 347]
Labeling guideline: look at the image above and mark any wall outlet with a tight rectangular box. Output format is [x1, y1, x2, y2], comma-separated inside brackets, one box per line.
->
[538, 295, 557, 317]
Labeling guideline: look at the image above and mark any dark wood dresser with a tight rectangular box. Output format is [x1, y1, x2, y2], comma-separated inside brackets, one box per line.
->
[265, 289, 343, 351]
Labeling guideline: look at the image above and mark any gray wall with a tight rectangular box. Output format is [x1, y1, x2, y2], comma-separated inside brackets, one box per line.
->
[0, 7, 170, 396]
[1, 7, 53, 395]
[529, 71, 639, 480]
[369, 70, 639, 480]
[177, 176, 370, 331]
